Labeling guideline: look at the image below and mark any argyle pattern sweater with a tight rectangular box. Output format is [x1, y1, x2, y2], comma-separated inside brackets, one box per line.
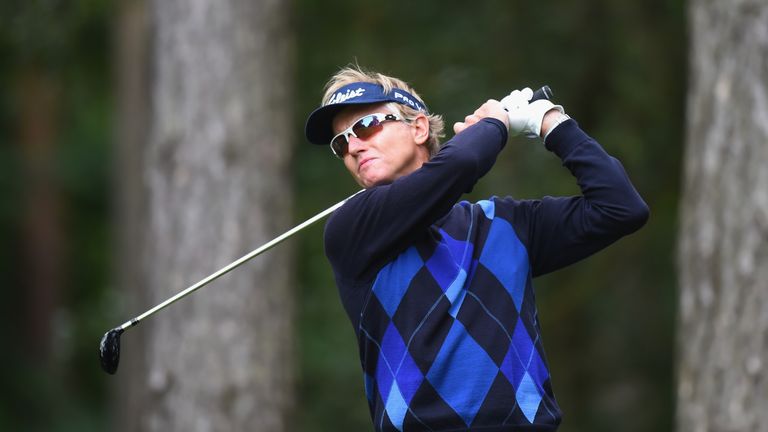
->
[324, 118, 649, 431]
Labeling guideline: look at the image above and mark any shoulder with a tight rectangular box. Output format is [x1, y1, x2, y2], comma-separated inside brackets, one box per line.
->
[323, 191, 369, 253]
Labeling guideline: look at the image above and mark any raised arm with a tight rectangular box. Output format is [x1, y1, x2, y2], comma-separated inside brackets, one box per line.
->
[507, 119, 650, 277]
[325, 115, 508, 280]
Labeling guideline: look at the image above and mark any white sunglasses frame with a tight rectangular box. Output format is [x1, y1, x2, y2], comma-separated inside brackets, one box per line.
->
[329, 112, 402, 158]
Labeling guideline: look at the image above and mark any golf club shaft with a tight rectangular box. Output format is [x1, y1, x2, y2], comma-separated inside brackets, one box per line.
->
[118, 190, 363, 331]
[115, 85, 554, 332]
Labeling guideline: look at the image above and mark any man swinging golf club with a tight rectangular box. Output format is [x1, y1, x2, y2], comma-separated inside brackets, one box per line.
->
[304, 65, 649, 431]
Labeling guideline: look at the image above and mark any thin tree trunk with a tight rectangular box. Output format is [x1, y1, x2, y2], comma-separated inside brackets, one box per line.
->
[18, 67, 64, 365]
[114, 0, 151, 430]
[118, 0, 295, 430]
[677, 1, 768, 431]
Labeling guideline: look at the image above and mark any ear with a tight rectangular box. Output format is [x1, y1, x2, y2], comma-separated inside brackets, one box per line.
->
[410, 113, 430, 146]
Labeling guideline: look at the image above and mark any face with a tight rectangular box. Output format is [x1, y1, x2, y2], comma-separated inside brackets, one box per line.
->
[331, 103, 430, 188]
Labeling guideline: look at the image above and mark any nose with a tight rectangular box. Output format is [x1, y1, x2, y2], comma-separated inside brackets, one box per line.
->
[346, 135, 367, 155]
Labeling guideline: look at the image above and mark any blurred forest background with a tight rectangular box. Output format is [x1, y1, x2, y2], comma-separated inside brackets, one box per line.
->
[1, 0, 689, 431]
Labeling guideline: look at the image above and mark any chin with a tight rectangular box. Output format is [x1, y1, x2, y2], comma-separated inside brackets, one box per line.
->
[360, 178, 387, 188]
[359, 173, 394, 188]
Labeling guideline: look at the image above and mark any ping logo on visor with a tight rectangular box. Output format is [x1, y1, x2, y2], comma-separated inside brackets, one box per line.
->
[330, 113, 402, 158]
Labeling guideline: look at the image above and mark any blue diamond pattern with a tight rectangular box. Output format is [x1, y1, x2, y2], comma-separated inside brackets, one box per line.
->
[501, 318, 548, 389]
[516, 372, 542, 423]
[500, 318, 549, 424]
[478, 218, 529, 311]
[477, 199, 495, 219]
[377, 323, 424, 408]
[438, 228, 474, 270]
[384, 382, 408, 431]
[426, 229, 474, 317]
[395, 351, 423, 403]
[373, 246, 423, 317]
[445, 269, 467, 318]
[527, 348, 549, 390]
[375, 352, 395, 404]
[425, 243, 458, 291]
[426, 321, 498, 427]
[359, 200, 560, 429]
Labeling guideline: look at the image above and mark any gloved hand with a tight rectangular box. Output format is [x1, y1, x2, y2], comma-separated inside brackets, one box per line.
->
[501, 87, 564, 138]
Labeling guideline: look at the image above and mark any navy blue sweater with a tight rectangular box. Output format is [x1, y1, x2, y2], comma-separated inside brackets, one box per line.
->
[324, 118, 649, 431]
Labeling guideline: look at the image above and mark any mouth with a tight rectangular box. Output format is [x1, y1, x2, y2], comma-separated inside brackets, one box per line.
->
[358, 157, 376, 171]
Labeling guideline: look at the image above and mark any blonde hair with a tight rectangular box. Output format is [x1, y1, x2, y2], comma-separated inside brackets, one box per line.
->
[321, 65, 445, 156]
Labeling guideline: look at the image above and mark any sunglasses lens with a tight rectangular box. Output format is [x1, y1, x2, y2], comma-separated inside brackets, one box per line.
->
[330, 114, 394, 158]
[331, 136, 347, 158]
[352, 116, 383, 139]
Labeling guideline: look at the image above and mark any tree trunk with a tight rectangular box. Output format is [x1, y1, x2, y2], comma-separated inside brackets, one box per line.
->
[114, 0, 151, 430]
[677, 1, 768, 431]
[18, 66, 64, 365]
[118, 0, 295, 430]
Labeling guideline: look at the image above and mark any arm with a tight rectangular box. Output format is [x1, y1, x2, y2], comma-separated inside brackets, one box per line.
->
[325, 117, 508, 279]
[508, 118, 649, 277]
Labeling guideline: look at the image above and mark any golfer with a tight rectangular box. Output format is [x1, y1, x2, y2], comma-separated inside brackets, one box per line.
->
[305, 66, 649, 431]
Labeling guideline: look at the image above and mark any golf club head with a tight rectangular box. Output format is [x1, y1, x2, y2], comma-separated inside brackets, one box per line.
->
[531, 85, 552, 102]
[99, 327, 124, 374]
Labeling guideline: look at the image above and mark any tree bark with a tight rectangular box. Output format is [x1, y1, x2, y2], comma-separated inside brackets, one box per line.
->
[114, 0, 151, 430]
[677, 1, 768, 431]
[18, 66, 64, 365]
[118, 0, 295, 430]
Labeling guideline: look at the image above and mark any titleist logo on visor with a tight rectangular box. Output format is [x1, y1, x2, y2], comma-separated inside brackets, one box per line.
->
[328, 88, 366, 104]
[324, 83, 427, 112]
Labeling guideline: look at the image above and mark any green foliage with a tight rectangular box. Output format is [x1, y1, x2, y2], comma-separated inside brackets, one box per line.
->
[0, 1, 114, 430]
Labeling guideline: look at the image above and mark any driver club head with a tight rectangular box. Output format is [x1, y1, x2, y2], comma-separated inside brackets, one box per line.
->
[99, 327, 124, 374]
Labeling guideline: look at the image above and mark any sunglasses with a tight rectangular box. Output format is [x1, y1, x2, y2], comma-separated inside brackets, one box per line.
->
[330, 113, 402, 158]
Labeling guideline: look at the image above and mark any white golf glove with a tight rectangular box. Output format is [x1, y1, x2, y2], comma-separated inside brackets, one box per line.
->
[501, 87, 565, 138]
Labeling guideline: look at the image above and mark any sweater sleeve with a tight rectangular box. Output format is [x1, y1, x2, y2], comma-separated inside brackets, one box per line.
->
[324, 118, 508, 280]
[506, 119, 650, 277]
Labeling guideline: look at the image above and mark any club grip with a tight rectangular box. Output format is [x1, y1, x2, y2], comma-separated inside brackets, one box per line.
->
[530, 85, 553, 102]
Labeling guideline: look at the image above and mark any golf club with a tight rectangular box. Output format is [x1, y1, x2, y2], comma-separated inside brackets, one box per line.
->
[99, 190, 362, 374]
[532, 85, 553, 101]
[99, 85, 553, 375]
